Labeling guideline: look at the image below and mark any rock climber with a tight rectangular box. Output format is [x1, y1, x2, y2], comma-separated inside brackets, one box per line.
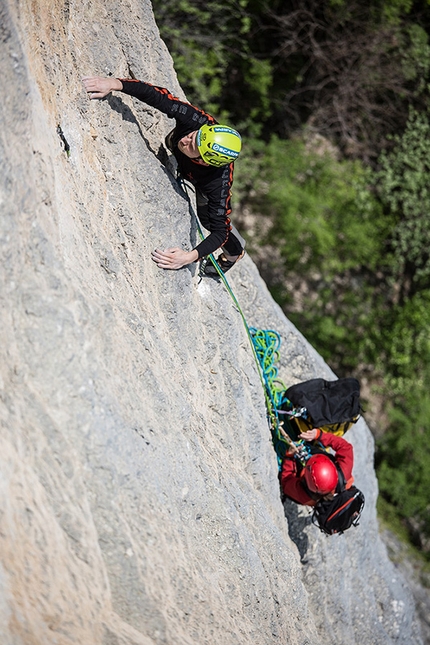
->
[82, 75, 245, 276]
[281, 428, 355, 506]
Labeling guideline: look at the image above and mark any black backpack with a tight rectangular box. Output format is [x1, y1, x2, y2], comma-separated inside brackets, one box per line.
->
[312, 486, 365, 536]
[282, 377, 362, 437]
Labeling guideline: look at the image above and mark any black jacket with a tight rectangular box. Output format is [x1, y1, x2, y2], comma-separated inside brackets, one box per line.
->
[120, 79, 235, 259]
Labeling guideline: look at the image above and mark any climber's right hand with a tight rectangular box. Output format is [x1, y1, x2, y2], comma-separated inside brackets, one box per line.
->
[82, 76, 123, 99]
[299, 428, 322, 442]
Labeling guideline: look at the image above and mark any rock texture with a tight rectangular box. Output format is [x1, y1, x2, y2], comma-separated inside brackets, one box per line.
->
[0, 1, 424, 644]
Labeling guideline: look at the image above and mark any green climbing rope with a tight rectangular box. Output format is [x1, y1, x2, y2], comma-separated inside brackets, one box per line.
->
[178, 177, 298, 466]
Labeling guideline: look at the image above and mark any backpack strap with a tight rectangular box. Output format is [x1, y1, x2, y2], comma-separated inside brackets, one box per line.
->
[334, 461, 346, 493]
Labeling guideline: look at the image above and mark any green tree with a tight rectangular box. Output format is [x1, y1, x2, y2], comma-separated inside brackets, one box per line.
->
[376, 110, 430, 300]
[376, 384, 430, 551]
[244, 135, 385, 272]
[153, 0, 430, 157]
[376, 291, 430, 395]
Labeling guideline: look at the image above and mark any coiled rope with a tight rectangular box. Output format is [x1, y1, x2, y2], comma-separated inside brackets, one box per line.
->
[248, 328, 307, 467]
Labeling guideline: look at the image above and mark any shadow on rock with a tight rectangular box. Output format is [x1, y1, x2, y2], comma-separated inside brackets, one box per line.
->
[108, 95, 170, 167]
[282, 497, 313, 562]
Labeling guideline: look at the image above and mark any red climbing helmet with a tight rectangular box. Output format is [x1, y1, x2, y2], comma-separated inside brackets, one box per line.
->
[304, 454, 339, 495]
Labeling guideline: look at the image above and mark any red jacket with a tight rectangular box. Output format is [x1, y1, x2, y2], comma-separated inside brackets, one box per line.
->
[280, 432, 354, 506]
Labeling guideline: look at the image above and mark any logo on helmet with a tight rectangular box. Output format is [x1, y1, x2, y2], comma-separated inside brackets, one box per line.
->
[213, 126, 241, 138]
[212, 143, 240, 158]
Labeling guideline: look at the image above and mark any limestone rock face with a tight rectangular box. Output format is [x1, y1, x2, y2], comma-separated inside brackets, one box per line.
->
[0, 2, 423, 644]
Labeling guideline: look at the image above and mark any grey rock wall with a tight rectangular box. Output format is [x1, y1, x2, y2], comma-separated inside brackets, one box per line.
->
[0, 1, 423, 644]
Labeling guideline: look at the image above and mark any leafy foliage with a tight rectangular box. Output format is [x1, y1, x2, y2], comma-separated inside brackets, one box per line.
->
[377, 292, 430, 394]
[376, 385, 430, 554]
[376, 110, 430, 297]
[264, 1, 430, 161]
[154, 0, 430, 160]
[241, 135, 385, 272]
[235, 134, 388, 371]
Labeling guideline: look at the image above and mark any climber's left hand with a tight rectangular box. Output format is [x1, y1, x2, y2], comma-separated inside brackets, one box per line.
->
[151, 247, 199, 270]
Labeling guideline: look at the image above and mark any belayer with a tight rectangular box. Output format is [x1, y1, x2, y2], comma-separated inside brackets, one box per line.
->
[281, 428, 354, 505]
[281, 428, 365, 535]
[82, 75, 245, 276]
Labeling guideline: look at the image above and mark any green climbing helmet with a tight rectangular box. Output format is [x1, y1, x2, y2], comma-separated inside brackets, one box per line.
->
[197, 124, 242, 167]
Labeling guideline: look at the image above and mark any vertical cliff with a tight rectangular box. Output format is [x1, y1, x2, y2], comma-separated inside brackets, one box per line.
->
[0, 1, 423, 644]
